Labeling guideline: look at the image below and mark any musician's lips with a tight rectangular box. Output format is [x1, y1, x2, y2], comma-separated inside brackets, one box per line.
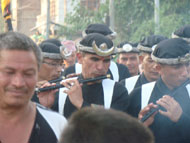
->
[52, 75, 60, 80]
[128, 66, 134, 70]
[6, 89, 27, 97]
[150, 71, 159, 75]
[93, 74, 105, 78]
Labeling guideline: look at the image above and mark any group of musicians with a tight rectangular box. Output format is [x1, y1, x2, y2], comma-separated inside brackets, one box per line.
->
[33, 24, 190, 143]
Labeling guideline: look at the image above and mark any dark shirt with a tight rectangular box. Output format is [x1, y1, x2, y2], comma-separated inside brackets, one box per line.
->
[120, 72, 149, 89]
[128, 78, 190, 143]
[134, 72, 149, 88]
[115, 63, 131, 81]
[29, 104, 66, 143]
[60, 80, 129, 118]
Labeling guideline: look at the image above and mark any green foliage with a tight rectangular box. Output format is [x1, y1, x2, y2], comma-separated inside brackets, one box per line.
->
[114, 0, 190, 43]
[58, 0, 109, 39]
[114, 0, 154, 43]
[158, 0, 190, 38]
[59, 0, 190, 44]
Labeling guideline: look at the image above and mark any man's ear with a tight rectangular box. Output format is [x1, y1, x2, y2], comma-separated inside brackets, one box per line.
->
[139, 55, 144, 65]
[77, 52, 83, 64]
[156, 63, 161, 74]
[139, 55, 144, 70]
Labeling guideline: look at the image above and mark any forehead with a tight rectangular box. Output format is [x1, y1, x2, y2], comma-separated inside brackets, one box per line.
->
[119, 52, 138, 57]
[0, 49, 38, 67]
[43, 57, 62, 62]
[84, 53, 111, 59]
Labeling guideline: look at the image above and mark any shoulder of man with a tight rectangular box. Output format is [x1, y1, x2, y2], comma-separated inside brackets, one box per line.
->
[113, 81, 129, 97]
[36, 104, 67, 123]
[36, 104, 67, 140]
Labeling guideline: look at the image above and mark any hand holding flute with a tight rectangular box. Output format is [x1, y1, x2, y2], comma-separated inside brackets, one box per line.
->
[138, 103, 158, 127]
[37, 74, 110, 109]
[62, 78, 84, 109]
[156, 95, 183, 122]
[140, 79, 189, 123]
[35, 74, 111, 93]
[139, 95, 183, 125]
[37, 82, 58, 108]
[37, 78, 82, 109]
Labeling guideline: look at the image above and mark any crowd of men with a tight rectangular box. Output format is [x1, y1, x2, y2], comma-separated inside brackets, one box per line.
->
[0, 24, 190, 143]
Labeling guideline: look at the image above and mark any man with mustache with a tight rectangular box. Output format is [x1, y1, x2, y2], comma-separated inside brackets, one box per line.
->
[63, 23, 131, 82]
[38, 33, 129, 118]
[0, 32, 66, 143]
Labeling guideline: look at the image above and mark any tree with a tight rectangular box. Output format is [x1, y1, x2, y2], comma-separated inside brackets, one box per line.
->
[114, 0, 190, 43]
[57, 0, 109, 40]
[58, 0, 190, 44]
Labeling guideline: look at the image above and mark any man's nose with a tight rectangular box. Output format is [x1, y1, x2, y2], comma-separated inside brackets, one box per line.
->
[56, 65, 63, 72]
[12, 74, 25, 87]
[181, 65, 189, 78]
[126, 59, 131, 65]
[96, 61, 105, 70]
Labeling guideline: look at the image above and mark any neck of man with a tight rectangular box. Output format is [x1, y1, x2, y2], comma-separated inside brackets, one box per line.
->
[131, 70, 139, 76]
[161, 77, 177, 91]
[0, 102, 35, 125]
[143, 72, 157, 82]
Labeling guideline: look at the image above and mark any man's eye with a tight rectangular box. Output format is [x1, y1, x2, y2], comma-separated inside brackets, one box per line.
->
[6, 71, 14, 75]
[24, 73, 34, 77]
[51, 63, 57, 66]
[4, 70, 14, 74]
[121, 58, 128, 61]
[131, 57, 137, 60]
[148, 59, 153, 63]
[104, 59, 111, 63]
[91, 58, 99, 62]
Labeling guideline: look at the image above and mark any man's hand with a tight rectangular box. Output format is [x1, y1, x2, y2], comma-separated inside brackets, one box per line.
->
[37, 82, 58, 108]
[138, 103, 158, 126]
[156, 95, 182, 122]
[66, 73, 80, 78]
[61, 79, 83, 109]
[36, 80, 48, 88]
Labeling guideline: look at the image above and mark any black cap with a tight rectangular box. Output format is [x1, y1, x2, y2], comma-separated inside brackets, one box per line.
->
[77, 33, 116, 56]
[83, 23, 117, 39]
[151, 38, 190, 65]
[117, 42, 139, 53]
[41, 38, 62, 47]
[172, 25, 190, 42]
[138, 35, 168, 53]
[39, 42, 62, 60]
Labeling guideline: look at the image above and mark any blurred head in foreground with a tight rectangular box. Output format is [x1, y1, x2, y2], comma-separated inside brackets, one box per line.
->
[59, 107, 154, 143]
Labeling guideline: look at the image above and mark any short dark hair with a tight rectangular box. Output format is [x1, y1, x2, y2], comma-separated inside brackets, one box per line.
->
[0, 32, 42, 68]
[60, 107, 154, 143]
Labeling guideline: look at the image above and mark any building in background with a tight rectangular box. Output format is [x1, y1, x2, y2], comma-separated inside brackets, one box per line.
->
[11, 0, 103, 36]
[11, 0, 41, 35]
